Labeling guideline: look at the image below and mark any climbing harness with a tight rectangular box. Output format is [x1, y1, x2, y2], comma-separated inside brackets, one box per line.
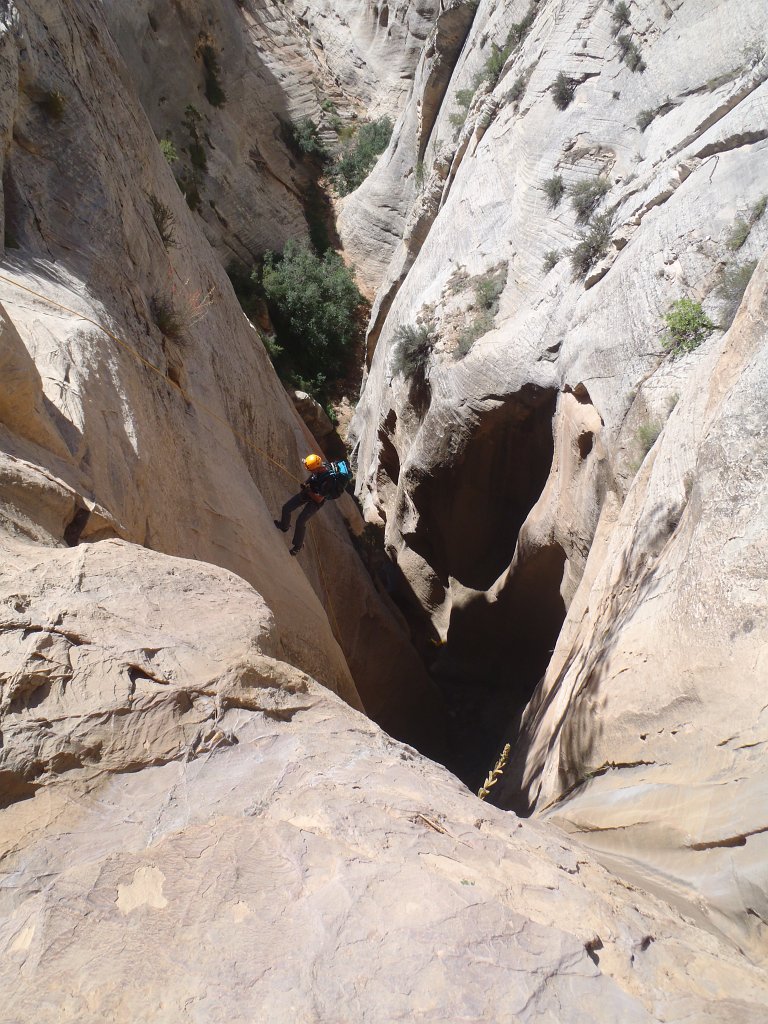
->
[0, 270, 343, 643]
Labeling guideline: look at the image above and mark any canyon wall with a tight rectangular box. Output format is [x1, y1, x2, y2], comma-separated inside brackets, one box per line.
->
[101, 0, 440, 264]
[346, 0, 768, 956]
[2, 0, 768, 1016]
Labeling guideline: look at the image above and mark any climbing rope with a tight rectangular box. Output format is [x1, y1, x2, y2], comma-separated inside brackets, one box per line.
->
[0, 270, 344, 641]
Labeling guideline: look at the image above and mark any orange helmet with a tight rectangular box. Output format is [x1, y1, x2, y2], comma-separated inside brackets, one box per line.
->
[303, 454, 323, 472]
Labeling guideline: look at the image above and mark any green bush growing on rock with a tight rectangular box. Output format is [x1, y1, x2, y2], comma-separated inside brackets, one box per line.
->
[717, 261, 758, 329]
[551, 72, 577, 110]
[483, 43, 510, 87]
[542, 250, 561, 272]
[148, 194, 176, 249]
[610, 2, 631, 35]
[661, 298, 716, 355]
[392, 323, 437, 376]
[727, 218, 751, 251]
[160, 138, 178, 164]
[543, 174, 565, 208]
[201, 44, 226, 108]
[617, 34, 646, 72]
[636, 108, 656, 131]
[507, 72, 529, 105]
[569, 213, 614, 278]
[151, 296, 184, 341]
[38, 89, 66, 120]
[286, 116, 327, 159]
[636, 419, 662, 456]
[331, 117, 392, 195]
[456, 265, 507, 358]
[261, 240, 363, 397]
[570, 177, 610, 223]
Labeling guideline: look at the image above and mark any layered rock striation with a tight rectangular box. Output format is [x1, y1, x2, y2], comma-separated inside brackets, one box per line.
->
[3, 532, 768, 1021]
[346, 0, 768, 957]
[3, 0, 768, 1015]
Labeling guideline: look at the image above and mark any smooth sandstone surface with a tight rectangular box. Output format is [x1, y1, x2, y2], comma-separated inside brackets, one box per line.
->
[0, 0, 440, 746]
[346, 0, 768, 958]
[2, 0, 768, 1017]
[2, 534, 768, 1022]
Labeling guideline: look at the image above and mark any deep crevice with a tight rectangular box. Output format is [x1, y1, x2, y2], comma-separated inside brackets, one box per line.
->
[380, 386, 568, 788]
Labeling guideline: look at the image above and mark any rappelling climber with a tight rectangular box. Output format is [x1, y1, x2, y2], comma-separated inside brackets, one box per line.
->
[274, 453, 351, 555]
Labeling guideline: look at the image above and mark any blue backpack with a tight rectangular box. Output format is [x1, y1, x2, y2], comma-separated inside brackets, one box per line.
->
[322, 459, 351, 499]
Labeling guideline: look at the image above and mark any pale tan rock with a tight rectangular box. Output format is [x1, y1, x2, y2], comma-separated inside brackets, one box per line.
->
[0, 0, 441, 750]
[101, 0, 440, 264]
[501, 258, 768, 960]
[348, 0, 768, 957]
[2, 533, 767, 1022]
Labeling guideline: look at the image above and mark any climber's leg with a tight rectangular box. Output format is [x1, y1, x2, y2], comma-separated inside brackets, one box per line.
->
[276, 491, 305, 532]
[291, 501, 321, 553]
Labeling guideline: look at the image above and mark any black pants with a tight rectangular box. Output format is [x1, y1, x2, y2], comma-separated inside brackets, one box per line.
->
[279, 491, 323, 549]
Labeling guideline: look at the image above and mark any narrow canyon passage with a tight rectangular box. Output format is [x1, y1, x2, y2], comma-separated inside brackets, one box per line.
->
[365, 385, 566, 793]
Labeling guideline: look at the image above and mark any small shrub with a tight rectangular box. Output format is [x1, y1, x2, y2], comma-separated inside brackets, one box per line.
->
[483, 43, 509, 87]
[392, 323, 434, 377]
[455, 88, 475, 111]
[542, 250, 561, 272]
[617, 34, 646, 72]
[662, 298, 716, 355]
[151, 297, 184, 340]
[331, 117, 392, 195]
[160, 138, 178, 163]
[456, 266, 507, 357]
[449, 111, 467, 130]
[183, 105, 207, 174]
[201, 44, 226, 107]
[569, 213, 614, 278]
[457, 313, 492, 357]
[570, 176, 610, 223]
[612, 90, 621, 100]
[148, 194, 176, 249]
[742, 41, 766, 68]
[320, 98, 336, 113]
[552, 72, 577, 110]
[543, 174, 565, 208]
[636, 420, 662, 456]
[475, 271, 505, 311]
[415, 161, 425, 189]
[636, 108, 656, 131]
[508, 73, 528, 105]
[717, 260, 758, 329]
[286, 116, 326, 159]
[38, 90, 66, 120]
[726, 217, 751, 250]
[507, 5, 537, 49]
[611, 2, 631, 35]
[752, 195, 767, 221]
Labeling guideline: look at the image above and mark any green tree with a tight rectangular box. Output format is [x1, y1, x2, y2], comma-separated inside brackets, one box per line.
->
[662, 299, 716, 355]
[331, 117, 393, 195]
[261, 241, 362, 396]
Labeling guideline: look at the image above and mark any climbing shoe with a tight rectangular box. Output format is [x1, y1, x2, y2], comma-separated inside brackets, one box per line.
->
[274, 519, 288, 532]
[290, 545, 301, 556]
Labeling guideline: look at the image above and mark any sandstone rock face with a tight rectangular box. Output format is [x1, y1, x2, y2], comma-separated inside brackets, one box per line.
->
[347, 0, 768, 955]
[3, 0, 768, 1014]
[0, 0, 441, 751]
[501, 259, 768, 959]
[3, 533, 768, 1022]
[101, 0, 440, 265]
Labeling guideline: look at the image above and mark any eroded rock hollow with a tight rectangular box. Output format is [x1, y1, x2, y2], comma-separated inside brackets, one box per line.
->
[1, 0, 768, 1019]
